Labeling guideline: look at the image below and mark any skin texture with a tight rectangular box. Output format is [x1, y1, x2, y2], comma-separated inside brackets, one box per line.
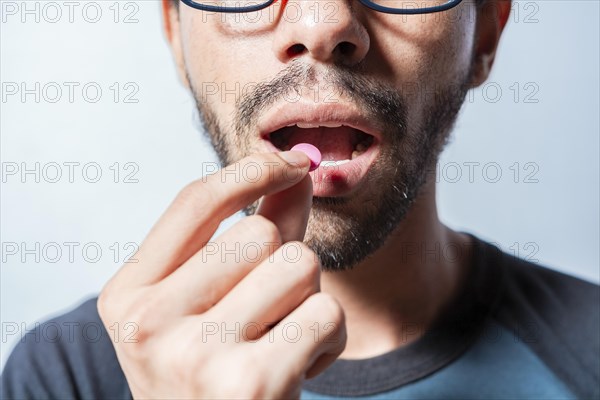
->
[166, 0, 507, 272]
[98, 1, 511, 398]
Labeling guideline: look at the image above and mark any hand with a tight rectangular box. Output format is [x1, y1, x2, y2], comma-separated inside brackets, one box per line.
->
[98, 151, 347, 399]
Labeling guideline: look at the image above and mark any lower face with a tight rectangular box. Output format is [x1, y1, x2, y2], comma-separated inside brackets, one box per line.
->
[177, 1, 477, 271]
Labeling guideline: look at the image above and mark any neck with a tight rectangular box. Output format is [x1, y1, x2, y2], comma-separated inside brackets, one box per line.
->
[320, 178, 473, 359]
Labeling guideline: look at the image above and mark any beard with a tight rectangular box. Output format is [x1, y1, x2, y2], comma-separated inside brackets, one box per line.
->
[186, 60, 471, 272]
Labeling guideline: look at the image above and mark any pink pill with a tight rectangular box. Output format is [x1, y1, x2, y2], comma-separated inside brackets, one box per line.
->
[291, 143, 321, 172]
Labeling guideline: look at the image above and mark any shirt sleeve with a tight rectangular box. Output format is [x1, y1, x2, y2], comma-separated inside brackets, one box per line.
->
[2, 328, 79, 399]
[1, 297, 131, 400]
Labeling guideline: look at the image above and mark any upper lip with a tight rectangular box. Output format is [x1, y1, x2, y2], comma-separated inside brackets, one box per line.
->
[258, 101, 382, 142]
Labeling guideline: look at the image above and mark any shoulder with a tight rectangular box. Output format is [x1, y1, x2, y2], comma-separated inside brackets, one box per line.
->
[479, 238, 599, 335]
[471, 236, 599, 399]
[1, 297, 130, 400]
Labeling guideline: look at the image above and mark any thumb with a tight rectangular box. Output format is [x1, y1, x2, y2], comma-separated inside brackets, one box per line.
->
[256, 174, 313, 243]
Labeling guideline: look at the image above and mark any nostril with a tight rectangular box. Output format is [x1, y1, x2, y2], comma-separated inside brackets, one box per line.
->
[287, 44, 306, 58]
[336, 41, 356, 56]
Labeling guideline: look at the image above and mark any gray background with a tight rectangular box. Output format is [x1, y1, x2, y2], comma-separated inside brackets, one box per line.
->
[1, 0, 599, 368]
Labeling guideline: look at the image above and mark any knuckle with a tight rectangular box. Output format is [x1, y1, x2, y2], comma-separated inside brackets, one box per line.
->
[282, 241, 320, 284]
[175, 180, 218, 212]
[97, 282, 119, 322]
[120, 290, 161, 346]
[308, 293, 345, 326]
[96, 296, 109, 324]
[242, 215, 281, 245]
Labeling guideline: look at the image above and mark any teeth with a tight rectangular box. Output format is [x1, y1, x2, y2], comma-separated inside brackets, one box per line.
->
[296, 122, 319, 129]
[293, 122, 344, 129]
[351, 141, 369, 159]
[321, 160, 350, 167]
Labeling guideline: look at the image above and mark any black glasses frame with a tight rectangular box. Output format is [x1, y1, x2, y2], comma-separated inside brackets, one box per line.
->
[180, 0, 464, 14]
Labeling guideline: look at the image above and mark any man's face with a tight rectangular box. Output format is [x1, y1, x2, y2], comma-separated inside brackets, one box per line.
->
[166, 0, 491, 271]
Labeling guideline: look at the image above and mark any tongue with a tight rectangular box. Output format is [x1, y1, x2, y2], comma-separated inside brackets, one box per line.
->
[285, 127, 358, 161]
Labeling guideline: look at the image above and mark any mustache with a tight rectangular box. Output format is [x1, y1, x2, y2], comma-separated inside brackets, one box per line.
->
[233, 59, 408, 138]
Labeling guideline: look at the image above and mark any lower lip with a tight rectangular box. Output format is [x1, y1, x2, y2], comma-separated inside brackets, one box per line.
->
[263, 139, 380, 197]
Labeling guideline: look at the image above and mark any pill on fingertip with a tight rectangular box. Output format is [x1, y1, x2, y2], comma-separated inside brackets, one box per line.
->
[291, 143, 321, 172]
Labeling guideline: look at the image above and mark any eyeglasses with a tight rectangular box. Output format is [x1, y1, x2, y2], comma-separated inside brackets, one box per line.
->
[180, 0, 464, 15]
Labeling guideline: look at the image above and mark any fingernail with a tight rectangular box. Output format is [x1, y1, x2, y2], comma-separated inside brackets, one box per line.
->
[279, 150, 310, 168]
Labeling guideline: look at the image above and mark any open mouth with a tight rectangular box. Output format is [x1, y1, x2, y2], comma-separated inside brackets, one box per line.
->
[257, 102, 382, 197]
[268, 124, 376, 167]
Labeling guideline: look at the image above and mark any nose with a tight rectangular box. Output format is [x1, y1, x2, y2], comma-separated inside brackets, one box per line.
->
[272, 0, 370, 66]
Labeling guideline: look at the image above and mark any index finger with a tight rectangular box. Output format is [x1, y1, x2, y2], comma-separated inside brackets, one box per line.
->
[115, 150, 310, 288]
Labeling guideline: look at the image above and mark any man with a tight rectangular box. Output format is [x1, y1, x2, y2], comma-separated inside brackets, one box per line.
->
[2, 0, 599, 398]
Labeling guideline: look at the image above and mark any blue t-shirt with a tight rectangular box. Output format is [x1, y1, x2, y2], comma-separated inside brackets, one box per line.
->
[2, 234, 599, 399]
